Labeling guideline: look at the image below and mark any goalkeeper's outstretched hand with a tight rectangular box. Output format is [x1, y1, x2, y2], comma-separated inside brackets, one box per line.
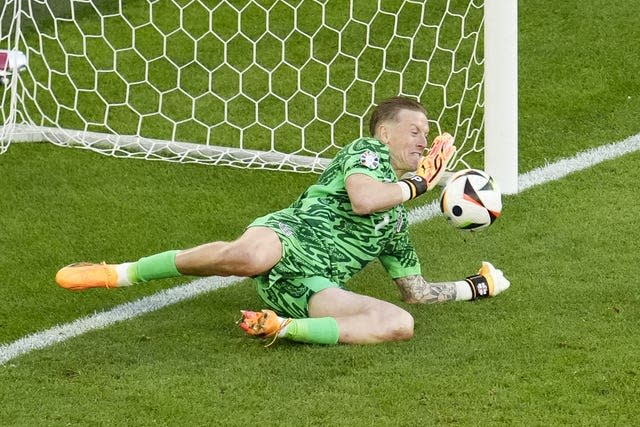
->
[416, 132, 456, 190]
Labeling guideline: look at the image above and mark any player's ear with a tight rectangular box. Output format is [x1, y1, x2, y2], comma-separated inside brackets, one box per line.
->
[376, 122, 390, 144]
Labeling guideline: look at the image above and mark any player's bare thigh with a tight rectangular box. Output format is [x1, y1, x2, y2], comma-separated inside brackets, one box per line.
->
[176, 226, 282, 277]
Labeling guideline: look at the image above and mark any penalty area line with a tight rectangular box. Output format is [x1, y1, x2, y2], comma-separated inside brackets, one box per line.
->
[2, 132, 640, 365]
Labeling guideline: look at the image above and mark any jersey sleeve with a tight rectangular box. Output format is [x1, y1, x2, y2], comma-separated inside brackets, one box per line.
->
[378, 230, 421, 279]
[341, 138, 391, 182]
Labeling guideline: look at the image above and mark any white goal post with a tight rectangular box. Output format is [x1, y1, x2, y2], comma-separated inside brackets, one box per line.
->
[0, 0, 518, 193]
[484, 0, 518, 194]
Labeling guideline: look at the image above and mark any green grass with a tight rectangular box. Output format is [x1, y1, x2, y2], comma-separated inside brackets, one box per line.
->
[1, 145, 640, 425]
[519, 0, 640, 171]
[2, 0, 640, 425]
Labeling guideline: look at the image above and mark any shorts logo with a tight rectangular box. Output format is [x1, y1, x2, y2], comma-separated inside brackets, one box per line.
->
[395, 214, 403, 232]
[278, 221, 294, 237]
[360, 150, 379, 169]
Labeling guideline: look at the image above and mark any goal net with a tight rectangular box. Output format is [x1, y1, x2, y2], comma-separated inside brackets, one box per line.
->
[0, 0, 517, 189]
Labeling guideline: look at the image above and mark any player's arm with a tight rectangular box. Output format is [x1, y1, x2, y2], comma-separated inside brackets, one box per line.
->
[345, 173, 407, 215]
[346, 172, 432, 215]
[394, 264, 510, 304]
[394, 275, 458, 304]
[346, 133, 457, 215]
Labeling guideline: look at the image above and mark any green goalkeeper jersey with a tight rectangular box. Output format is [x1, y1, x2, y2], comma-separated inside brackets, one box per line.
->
[287, 136, 421, 284]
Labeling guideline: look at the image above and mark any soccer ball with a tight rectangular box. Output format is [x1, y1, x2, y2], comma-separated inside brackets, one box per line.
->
[439, 169, 502, 231]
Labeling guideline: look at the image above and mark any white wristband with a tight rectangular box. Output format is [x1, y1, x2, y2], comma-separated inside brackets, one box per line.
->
[396, 181, 412, 202]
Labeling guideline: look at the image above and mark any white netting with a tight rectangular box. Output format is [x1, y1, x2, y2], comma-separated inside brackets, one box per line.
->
[1, 0, 485, 172]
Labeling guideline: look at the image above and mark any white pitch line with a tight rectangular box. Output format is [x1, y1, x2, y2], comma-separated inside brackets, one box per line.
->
[0, 276, 243, 365]
[517, 132, 640, 192]
[2, 133, 640, 365]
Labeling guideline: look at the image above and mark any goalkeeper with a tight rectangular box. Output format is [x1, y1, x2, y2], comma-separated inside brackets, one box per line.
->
[56, 96, 510, 346]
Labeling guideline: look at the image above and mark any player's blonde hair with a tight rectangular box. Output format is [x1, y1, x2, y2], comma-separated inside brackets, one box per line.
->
[369, 97, 427, 137]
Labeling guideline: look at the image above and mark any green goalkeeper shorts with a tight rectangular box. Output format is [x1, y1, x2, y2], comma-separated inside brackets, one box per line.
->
[254, 275, 340, 319]
[248, 209, 341, 318]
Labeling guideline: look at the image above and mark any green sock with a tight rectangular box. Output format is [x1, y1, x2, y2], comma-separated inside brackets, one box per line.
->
[282, 317, 340, 345]
[129, 250, 181, 283]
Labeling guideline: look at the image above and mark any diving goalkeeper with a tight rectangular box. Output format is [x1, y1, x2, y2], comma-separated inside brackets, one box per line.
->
[56, 96, 510, 346]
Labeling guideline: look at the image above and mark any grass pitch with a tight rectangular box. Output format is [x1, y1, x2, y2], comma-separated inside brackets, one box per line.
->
[2, 0, 640, 426]
[2, 141, 640, 426]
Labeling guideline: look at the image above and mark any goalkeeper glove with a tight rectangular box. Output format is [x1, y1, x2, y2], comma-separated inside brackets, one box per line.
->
[416, 132, 457, 191]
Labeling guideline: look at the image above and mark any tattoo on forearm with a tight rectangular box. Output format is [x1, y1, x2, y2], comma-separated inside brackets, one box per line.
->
[394, 275, 457, 304]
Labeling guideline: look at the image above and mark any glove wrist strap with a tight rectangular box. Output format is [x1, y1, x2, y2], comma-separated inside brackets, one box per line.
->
[465, 274, 491, 300]
[398, 175, 427, 201]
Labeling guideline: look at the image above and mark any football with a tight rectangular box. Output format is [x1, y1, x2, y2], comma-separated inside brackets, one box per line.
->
[439, 169, 502, 231]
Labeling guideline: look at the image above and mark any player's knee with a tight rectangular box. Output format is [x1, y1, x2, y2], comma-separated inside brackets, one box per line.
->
[390, 310, 414, 341]
[244, 252, 277, 276]
[380, 308, 414, 341]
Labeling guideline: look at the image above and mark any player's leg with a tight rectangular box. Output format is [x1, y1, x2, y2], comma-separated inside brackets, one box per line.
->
[175, 227, 281, 277]
[308, 287, 414, 344]
[239, 275, 343, 345]
[240, 282, 413, 345]
[55, 226, 281, 290]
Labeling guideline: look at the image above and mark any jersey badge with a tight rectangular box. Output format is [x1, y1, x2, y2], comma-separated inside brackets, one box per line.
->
[360, 150, 380, 169]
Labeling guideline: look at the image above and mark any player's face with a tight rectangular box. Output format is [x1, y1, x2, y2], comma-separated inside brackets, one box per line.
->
[378, 109, 429, 176]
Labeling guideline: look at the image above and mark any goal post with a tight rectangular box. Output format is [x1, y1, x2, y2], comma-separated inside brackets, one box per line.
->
[484, 0, 518, 194]
[0, 0, 518, 192]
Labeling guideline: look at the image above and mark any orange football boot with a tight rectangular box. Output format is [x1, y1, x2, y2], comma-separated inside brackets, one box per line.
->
[55, 262, 119, 291]
[237, 309, 291, 346]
